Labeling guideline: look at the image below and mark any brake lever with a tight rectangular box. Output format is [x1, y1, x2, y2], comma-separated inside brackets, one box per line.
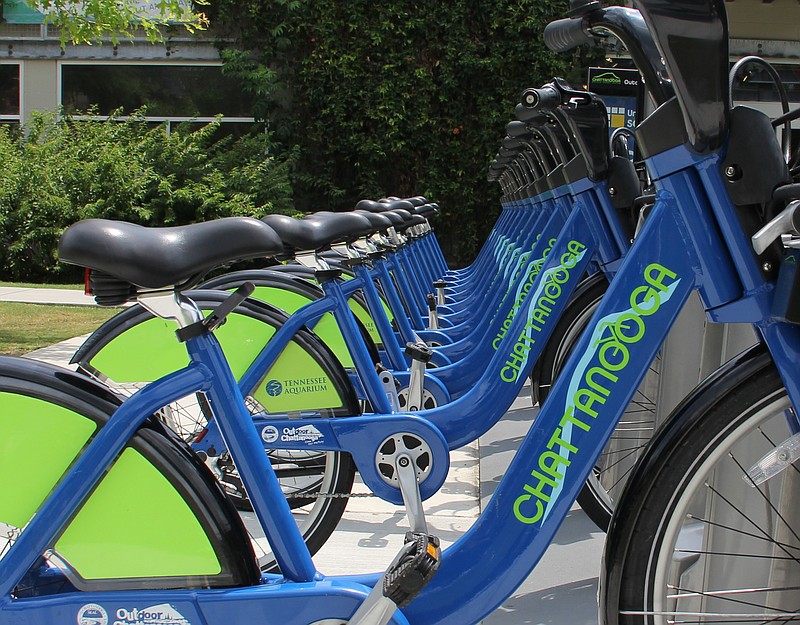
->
[752, 200, 800, 255]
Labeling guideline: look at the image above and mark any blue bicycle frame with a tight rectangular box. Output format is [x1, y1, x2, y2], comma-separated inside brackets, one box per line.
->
[10, 141, 800, 625]
[15, 3, 799, 623]
[195, 168, 629, 493]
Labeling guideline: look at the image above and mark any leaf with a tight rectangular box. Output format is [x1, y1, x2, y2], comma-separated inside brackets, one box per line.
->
[32, 0, 209, 45]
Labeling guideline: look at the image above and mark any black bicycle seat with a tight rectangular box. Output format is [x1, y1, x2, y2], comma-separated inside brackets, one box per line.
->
[380, 199, 416, 211]
[397, 214, 427, 232]
[355, 199, 389, 213]
[414, 204, 439, 218]
[354, 210, 394, 231]
[379, 210, 407, 227]
[262, 211, 374, 252]
[58, 217, 283, 289]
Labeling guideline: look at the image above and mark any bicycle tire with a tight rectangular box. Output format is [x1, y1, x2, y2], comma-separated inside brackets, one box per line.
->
[531, 273, 609, 404]
[0, 355, 259, 595]
[71, 291, 359, 572]
[602, 343, 800, 625]
[534, 272, 660, 531]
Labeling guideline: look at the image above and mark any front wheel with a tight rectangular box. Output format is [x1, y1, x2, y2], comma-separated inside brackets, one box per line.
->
[603, 349, 800, 625]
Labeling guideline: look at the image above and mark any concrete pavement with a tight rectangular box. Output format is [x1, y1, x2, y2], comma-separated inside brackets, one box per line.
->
[0, 286, 95, 306]
[16, 288, 605, 624]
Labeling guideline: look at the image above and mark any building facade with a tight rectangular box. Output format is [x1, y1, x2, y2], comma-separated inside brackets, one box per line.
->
[0, 0, 254, 131]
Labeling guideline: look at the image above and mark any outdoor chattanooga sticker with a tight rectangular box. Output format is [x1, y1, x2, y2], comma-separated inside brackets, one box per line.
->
[78, 603, 191, 625]
[262, 424, 325, 445]
[512, 263, 681, 526]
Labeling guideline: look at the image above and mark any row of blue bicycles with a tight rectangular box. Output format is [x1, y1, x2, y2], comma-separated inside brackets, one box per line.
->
[2, 0, 799, 623]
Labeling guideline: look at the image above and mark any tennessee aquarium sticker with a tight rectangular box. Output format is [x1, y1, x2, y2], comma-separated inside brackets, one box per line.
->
[78, 604, 108, 625]
[265, 377, 331, 397]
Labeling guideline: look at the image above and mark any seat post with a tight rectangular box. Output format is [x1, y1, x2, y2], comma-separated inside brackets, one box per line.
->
[137, 290, 204, 330]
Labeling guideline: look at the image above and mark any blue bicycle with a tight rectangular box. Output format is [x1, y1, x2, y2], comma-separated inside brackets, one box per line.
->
[1, 2, 797, 624]
[66, 76, 658, 539]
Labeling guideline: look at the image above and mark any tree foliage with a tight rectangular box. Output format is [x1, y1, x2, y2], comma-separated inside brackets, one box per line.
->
[0, 112, 295, 281]
[211, 0, 594, 264]
[33, 0, 208, 44]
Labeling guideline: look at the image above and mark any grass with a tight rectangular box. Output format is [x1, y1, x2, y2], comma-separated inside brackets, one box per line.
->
[0, 302, 118, 355]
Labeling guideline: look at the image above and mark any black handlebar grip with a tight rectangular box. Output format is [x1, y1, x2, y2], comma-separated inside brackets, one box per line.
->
[520, 85, 561, 111]
[543, 18, 593, 52]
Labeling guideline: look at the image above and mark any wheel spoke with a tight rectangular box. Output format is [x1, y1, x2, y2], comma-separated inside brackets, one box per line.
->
[685, 513, 800, 555]
[711, 454, 800, 557]
[619, 610, 800, 623]
[667, 583, 800, 614]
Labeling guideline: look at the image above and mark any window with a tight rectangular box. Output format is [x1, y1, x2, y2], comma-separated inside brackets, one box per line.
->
[60, 63, 256, 133]
[0, 63, 21, 125]
[731, 62, 800, 104]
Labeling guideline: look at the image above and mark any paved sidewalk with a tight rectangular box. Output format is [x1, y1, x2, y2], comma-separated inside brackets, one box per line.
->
[18, 288, 604, 624]
[0, 286, 95, 306]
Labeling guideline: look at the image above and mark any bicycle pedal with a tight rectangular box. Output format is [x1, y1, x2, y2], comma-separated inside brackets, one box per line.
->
[383, 532, 441, 607]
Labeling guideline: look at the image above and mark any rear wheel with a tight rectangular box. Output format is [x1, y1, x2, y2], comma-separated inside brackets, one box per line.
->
[605, 358, 800, 625]
[74, 293, 359, 572]
[89, 372, 356, 574]
[0, 356, 259, 595]
[157, 393, 356, 571]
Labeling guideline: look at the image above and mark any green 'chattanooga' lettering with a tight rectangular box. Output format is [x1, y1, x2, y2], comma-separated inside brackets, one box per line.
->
[513, 263, 679, 524]
[492, 238, 557, 350]
[499, 240, 587, 383]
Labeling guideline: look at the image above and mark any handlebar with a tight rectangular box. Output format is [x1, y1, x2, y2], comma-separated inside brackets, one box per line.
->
[544, 6, 673, 107]
[546, 1, 731, 153]
[543, 18, 593, 53]
[520, 85, 561, 112]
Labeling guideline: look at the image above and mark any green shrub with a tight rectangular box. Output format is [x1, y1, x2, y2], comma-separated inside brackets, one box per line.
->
[0, 111, 295, 281]
[211, 0, 598, 265]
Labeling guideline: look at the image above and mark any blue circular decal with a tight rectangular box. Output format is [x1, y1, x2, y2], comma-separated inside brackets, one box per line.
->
[265, 379, 283, 396]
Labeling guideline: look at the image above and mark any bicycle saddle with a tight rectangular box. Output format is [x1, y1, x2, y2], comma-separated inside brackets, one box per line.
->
[354, 209, 394, 231]
[414, 204, 439, 218]
[58, 217, 283, 290]
[388, 209, 416, 226]
[396, 214, 427, 232]
[262, 211, 374, 252]
[380, 199, 416, 211]
[377, 210, 407, 227]
[354, 199, 386, 213]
